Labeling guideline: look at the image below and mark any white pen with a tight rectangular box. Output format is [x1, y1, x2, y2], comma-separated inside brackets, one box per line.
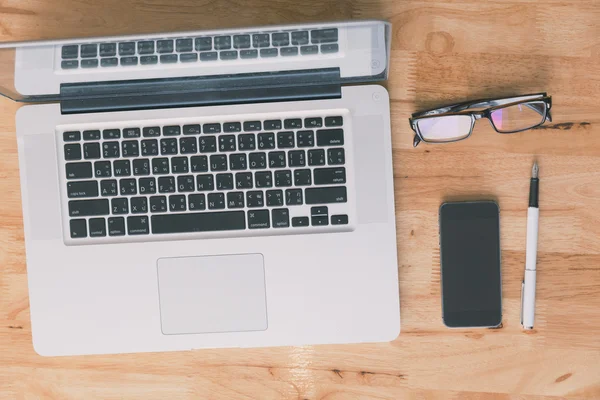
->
[521, 162, 539, 329]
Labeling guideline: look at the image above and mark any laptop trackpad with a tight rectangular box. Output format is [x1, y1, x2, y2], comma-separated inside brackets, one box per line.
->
[157, 254, 268, 335]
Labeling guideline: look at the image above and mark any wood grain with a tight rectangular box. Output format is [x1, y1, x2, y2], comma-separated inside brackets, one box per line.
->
[1, 1, 599, 399]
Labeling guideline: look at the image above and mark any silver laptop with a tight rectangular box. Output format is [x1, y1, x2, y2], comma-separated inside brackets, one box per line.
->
[0, 20, 400, 356]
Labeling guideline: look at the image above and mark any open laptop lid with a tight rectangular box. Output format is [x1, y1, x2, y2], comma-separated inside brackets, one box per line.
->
[0, 20, 390, 109]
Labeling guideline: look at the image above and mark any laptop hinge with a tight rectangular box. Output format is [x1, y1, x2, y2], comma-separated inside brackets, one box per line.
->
[59, 68, 342, 114]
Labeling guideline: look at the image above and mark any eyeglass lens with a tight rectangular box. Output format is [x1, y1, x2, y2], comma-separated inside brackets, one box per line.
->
[416, 115, 472, 142]
[490, 101, 546, 133]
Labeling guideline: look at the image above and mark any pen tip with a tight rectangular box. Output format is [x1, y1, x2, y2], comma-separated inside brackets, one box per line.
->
[532, 162, 539, 178]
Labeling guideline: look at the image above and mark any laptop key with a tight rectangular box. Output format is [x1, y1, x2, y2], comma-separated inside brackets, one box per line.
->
[284, 118, 302, 129]
[69, 199, 109, 217]
[81, 59, 99, 68]
[157, 39, 174, 53]
[160, 54, 178, 64]
[311, 28, 338, 44]
[233, 35, 251, 49]
[214, 36, 231, 50]
[101, 57, 118, 67]
[83, 130, 101, 140]
[158, 176, 176, 193]
[314, 167, 345, 184]
[99, 43, 117, 57]
[138, 41, 155, 54]
[151, 210, 245, 234]
[130, 197, 148, 214]
[121, 56, 138, 66]
[207, 193, 225, 209]
[188, 194, 206, 211]
[61, 60, 79, 69]
[62, 45, 79, 59]
[258, 133, 275, 149]
[64, 144, 82, 160]
[227, 192, 245, 208]
[260, 48, 278, 58]
[203, 123, 221, 134]
[108, 217, 126, 236]
[248, 209, 270, 229]
[180, 137, 198, 154]
[264, 120, 282, 130]
[190, 155, 208, 172]
[70, 219, 87, 238]
[103, 141, 120, 158]
[196, 174, 214, 191]
[291, 31, 309, 46]
[195, 37, 212, 51]
[219, 135, 236, 151]
[111, 198, 129, 215]
[240, 49, 258, 59]
[80, 44, 97, 58]
[317, 128, 344, 146]
[216, 173, 234, 190]
[296, 130, 315, 147]
[103, 129, 121, 139]
[160, 138, 178, 155]
[252, 34, 270, 48]
[150, 196, 168, 213]
[163, 125, 181, 136]
[67, 181, 98, 198]
[180, 53, 198, 62]
[331, 214, 349, 225]
[304, 118, 322, 128]
[308, 149, 325, 166]
[229, 153, 247, 170]
[122, 140, 139, 157]
[268, 151, 286, 168]
[243, 121, 262, 131]
[275, 170, 292, 187]
[171, 156, 189, 174]
[291, 216, 309, 227]
[238, 134, 256, 151]
[119, 179, 137, 195]
[327, 148, 345, 165]
[169, 195, 186, 212]
[63, 131, 81, 142]
[249, 152, 266, 169]
[223, 122, 241, 133]
[210, 154, 227, 171]
[266, 189, 283, 207]
[140, 55, 158, 65]
[200, 51, 218, 61]
[305, 186, 347, 204]
[138, 177, 156, 194]
[255, 171, 272, 188]
[288, 150, 305, 167]
[294, 169, 312, 186]
[100, 179, 118, 196]
[127, 216, 149, 235]
[94, 161, 112, 177]
[277, 131, 295, 148]
[235, 172, 253, 189]
[300, 45, 318, 55]
[176, 38, 193, 52]
[66, 162, 93, 179]
[271, 32, 289, 46]
[123, 128, 141, 138]
[325, 116, 343, 127]
[133, 158, 150, 176]
[272, 208, 290, 228]
[143, 126, 161, 137]
[119, 42, 136, 56]
[113, 160, 131, 176]
[321, 43, 339, 54]
[285, 189, 303, 206]
[177, 175, 195, 192]
[280, 47, 299, 56]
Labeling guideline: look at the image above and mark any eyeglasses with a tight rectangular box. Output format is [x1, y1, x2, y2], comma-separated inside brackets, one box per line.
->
[409, 93, 552, 147]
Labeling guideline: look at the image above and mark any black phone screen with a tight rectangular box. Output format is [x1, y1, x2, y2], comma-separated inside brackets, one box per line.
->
[439, 201, 502, 327]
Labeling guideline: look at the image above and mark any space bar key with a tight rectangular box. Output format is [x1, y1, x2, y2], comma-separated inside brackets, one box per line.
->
[151, 211, 246, 234]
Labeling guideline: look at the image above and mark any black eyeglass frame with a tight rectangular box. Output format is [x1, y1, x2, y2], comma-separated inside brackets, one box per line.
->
[409, 93, 552, 147]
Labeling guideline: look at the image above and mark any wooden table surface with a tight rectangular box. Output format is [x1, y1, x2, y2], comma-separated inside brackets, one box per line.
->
[1, 1, 599, 399]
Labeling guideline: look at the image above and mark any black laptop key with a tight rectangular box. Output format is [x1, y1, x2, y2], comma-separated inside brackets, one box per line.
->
[70, 219, 87, 238]
[196, 174, 214, 191]
[130, 197, 148, 214]
[311, 206, 328, 216]
[296, 130, 315, 147]
[216, 173, 234, 190]
[275, 170, 292, 187]
[137, 41, 155, 54]
[291, 31, 309, 45]
[119, 178, 137, 195]
[248, 209, 270, 229]
[195, 37, 212, 51]
[80, 44, 97, 58]
[200, 136, 217, 153]
[108, 217, 126, 236]
[271, 32, 289, 46]
[280, 47, 299, 56]
[252, 34, 270, 48]
[304, 118, 322, 128]
[277, 131, 295, 148]
[99, 43, 117, 57]
[176, 38, 193, 52]
[233, 35, 251, 49]
[152, 210, 245, 234]
[183, 124, 201, 135]
[321, 43, 339, 54]
[203, 123, 221, 134]
[61, 60, 79, 69]
[94, 160, 112, 177]
[288, 150, 305, 167]
[141, 55, 158, 65]
[190, 155, 208, 172]
[188, 194, 206, 211]
[272, 208, 290, 228]
[314, 167, 346, 185]
[227, 192, 245, 209]
[64, 144, 82, 160]
[223, 122, 242, 133]
[207, 193, 225, 209]
[305, 186, 347, 204]
[171, 156, 189, 174]
[311, 215, 328, 226]
[127, 216, 149, 235]
[235, 172, 253, 189]
[311, 28, 338, 44]
[284, 118, 302, 129]
[119, 42, 136, 56]
[90, 218, 107, 237]
[66, 162, 93, 179]
[285, 189, 303, 206]
[300, 45, 318, 55]
[160, 54, 178, 64]
[294, 169, 312, 186]
[268, 151, 286, 168]
[180, 137, 198, 154]
[160, 138, 178, 155]
[260, 48, 278, 57]
[214, 36, 232, 50]
[327, 148, 345, 165]
[317, 129, 344, 146]
[157, 39, 174, 53]
[81, 59, 99, 68]
[219, 135, 236, 151]
[249, 152, 267, 169]
[158, 176, 176, 193]
[138, 177, 156, 194]
[169, 195, 186, 212]
[150, 196, 168, 213]
[177, 175, 195, 192]
[121, 56, 138, 66]
[132, 158, 150, 176]
[83, 130, 101, 140]
[292, 216, 309, 227]
[163, 125, 181, 136]
[100, 57, 118, 67]
[210, 154, 227, 171]
[331, 214, 349, 225]
[308, 149, 326, 166]
[113, 160, 131, 176]
[69, 199, 109, 217]
[255, 171, 272, 188]
[67, 180, 98, 198]
[63, 131, 81, 142]
[238, 134, 256, 151]
[62, 45, 78, 59]
[246, 190, 265, 208]
[111, 198, 129, 215]
[264, 120, 282, 130]
[102, 141, 120, 158]
[143, 126, 161, 137]
[325, 116, 343, 127]
[266, 189, 284, 207]
[258, 132, 275, 149]
[121, 140, 139, 157]
[243, 121, 262, 131]
[123, 128, 141, 138]
[103, 129, 121, 139]
[100, 179, 118, 196]
[229, 153, 247, 170]
[240, 49, 258, 59]
[200, 51, 218, 61]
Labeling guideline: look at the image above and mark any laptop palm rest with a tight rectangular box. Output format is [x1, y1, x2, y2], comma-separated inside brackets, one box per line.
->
[157, 254, 268, 335]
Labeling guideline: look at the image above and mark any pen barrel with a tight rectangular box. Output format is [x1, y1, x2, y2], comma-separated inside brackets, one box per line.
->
[522, 269, 537, 329]
[525, 207, 539, 271]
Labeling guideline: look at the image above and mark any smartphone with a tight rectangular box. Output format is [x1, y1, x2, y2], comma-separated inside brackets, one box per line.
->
[439, 201, 502, 328]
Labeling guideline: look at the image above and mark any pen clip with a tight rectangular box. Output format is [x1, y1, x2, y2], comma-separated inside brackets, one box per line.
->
[520, 280, 525, 326]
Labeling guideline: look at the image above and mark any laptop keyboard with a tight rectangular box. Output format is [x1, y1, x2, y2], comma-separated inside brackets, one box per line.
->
[60, 28, 339, 70]
[60, 114, 351, 241]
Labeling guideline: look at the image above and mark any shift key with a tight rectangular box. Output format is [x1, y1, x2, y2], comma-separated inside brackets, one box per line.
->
[69, 199, 109, 216]
[305, 186, 347, 204]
